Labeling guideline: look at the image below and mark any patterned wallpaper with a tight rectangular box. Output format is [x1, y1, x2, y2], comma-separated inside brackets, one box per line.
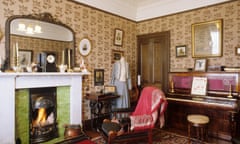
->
[0, 0, 137, 91]
[137, 0, 240, 72]
[0, 0, 239, 120]
[0, 0, 137, 120]
[1, 0, 239, 88]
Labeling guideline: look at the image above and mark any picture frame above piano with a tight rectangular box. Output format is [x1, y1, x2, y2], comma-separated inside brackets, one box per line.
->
[191, 19, 223, 58]
[194, 59, 207, 72]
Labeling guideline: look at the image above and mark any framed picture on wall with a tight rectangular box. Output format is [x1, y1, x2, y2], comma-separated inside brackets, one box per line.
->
[192, 19, 223, 57]
[176, 45, 187, 57]
[94, 69, 104, 86]
[194, 59, 207, 72]
[114, 28, 124, 46]
[79, 38, 91, 56]
[112, 50, 124, 63]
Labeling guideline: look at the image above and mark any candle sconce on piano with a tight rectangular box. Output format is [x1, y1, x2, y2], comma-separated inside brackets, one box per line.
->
[170, 80, 175, 93]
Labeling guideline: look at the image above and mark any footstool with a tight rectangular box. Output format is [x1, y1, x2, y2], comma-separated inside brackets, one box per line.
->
[187, 114, 209, 143]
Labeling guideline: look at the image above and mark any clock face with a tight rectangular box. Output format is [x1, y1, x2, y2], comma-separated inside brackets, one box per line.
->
[46, 54, 55, 63]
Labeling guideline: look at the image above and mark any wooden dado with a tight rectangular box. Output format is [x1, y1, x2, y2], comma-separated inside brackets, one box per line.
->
[166, 72, 240, 141]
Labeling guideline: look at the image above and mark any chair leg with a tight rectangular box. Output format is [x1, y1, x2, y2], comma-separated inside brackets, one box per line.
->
[148, 130, 152, 144]
[188, 124, 191, 144]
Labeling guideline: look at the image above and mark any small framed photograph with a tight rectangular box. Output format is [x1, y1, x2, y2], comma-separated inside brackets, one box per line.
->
[19, 50, 32, 67]
[104, 85, 116, 94]
[176, 45, 187, 57]
[236, 47, 240, 55]
[191, 77, 208, 95]
[112, 50, 124, 63]
[114, 28, 124, 46]
[94, 69, 104, 86]
[194, 59, 207, 72]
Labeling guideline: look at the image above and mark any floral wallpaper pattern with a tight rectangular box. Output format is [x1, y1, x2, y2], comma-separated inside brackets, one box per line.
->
[0, 0, 137, 87]
[137, 1, 240, 71]
[0, 0, 239, 120]
[0, 0, 137, 120]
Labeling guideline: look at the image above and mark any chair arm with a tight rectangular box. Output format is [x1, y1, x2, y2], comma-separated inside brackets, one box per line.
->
[111, 107, 135, 113]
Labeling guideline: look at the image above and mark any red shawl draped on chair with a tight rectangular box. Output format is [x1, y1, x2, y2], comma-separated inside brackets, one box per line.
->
[130, 86, 167, 131]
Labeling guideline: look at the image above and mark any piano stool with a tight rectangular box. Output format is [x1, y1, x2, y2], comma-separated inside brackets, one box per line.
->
[187, 114, 209, 143]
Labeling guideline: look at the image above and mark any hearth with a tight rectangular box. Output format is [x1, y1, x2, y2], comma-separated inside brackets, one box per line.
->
[30, 87, 58, 143]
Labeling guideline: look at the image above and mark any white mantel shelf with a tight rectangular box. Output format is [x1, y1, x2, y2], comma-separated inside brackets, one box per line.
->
[0, 72, 90, 144]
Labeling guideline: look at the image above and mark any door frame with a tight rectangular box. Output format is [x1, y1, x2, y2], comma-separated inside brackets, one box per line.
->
[137, 31, 170, 93]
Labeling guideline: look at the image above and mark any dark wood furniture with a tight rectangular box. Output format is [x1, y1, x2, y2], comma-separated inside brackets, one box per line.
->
[55, 132, 94, 144]
[85, 93, 119, 129]
[99, 87, 168, 144]
[166, 72, 240, 141]
[187, 114, 209, 143]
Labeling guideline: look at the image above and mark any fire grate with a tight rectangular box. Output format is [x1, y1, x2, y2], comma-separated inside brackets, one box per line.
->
[29, 87, 58, 143]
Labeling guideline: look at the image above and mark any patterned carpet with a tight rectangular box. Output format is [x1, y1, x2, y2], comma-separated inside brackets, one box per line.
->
[91, 128, 209, 144]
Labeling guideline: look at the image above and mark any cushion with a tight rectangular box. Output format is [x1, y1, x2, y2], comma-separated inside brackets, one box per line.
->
[102, 122, 121, 135]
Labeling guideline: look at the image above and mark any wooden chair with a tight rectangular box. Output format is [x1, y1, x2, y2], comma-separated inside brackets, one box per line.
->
[99, 86, 168, 144]
[129, 83, 140, 107]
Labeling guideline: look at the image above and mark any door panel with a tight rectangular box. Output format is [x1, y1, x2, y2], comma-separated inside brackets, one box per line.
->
[137, 32, 170, 92]
[153, 41, 162, 85]
[141, 42, 152, 84]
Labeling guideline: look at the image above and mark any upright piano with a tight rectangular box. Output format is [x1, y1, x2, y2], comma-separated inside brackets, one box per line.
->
[166, 72, 240, 141]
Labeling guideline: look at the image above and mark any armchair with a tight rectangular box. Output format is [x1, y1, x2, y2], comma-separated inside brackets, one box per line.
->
[100, 86, 168, 144]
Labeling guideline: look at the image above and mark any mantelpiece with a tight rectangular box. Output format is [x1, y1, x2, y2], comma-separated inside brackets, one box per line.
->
[0, 72, 89, 143]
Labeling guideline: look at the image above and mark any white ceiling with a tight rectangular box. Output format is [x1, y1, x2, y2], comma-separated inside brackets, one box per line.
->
[73, 0, 231, 21]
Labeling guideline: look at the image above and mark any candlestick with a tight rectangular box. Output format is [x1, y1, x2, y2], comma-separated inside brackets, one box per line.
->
[67, 49, 72, 72]
[13, 44, 15, 66]
[16, 43, 19, 67]
[0, 56, 1, 65]
[227, 84, 232, 98]
[137, 75, 141, 86]
[16, 43, 19, 58]
[170, 80, 175, 93]
[68, 49, 70, 68]
[62, 50, 65, 64]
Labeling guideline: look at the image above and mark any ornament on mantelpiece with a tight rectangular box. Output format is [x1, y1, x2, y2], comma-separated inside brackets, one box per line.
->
[80, 57, 88, 73]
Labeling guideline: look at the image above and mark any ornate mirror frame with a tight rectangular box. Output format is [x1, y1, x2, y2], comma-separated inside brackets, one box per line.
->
[5, 12, 75, 71]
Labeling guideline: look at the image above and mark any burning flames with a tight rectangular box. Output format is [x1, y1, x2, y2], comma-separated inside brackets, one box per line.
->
[32, 108, 54, 127]
[33, 108, 47, 127]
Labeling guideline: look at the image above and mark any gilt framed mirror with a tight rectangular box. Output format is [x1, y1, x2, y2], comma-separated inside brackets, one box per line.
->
[5, 12, 75, 71]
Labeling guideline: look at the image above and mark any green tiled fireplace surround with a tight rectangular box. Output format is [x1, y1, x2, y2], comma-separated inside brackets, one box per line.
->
[15, 86, 70, 143]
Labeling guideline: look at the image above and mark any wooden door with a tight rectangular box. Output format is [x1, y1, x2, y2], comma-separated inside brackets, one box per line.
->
[137, 31, 170, 92]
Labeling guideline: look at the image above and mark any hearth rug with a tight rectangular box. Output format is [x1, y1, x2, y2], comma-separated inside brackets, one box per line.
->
[91, 129, 211, 144]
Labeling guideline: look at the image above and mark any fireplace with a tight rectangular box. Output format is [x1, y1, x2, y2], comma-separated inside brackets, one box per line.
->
[0, 73, 88, 143]
[30, 87, 58, 143]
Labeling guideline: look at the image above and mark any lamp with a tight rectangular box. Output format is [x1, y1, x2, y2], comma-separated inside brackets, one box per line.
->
[26, 25, 34, 34]
[17, 23, 26, 32]
[17, 23, 42, 34]
[34, 25, 42, 33]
